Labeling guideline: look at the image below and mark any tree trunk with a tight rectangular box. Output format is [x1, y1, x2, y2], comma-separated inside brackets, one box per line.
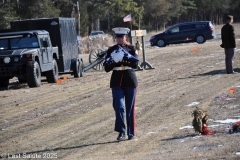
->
[163, 22, 165, 31]
[107, 12, 110, 32]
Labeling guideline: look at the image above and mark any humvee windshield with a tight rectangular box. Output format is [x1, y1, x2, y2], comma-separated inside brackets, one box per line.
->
[0, 34, 39, 50]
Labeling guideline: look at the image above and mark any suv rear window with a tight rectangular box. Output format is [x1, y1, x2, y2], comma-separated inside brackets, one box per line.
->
[90, 31, 104, 36]
[179, 23, 206, 31]
[180, 25, 195, 31]
[195, 24, 206, 29]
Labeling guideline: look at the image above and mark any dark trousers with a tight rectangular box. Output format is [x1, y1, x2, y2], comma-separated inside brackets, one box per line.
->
[224, 48, 235, 73]
[112, 87, 137, 137]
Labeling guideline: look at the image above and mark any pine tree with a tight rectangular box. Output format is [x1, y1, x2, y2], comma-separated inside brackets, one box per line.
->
[0, 1, 19, 29]
[18, 0, 60, 19]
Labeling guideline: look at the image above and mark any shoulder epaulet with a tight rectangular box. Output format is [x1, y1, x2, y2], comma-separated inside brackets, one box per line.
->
[108, 44, 117, 50]
[126, 44, 134, 47]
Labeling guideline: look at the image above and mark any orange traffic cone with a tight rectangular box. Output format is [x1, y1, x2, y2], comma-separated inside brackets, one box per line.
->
[57, 79, 62, 84]
[230, 88, 235, 94]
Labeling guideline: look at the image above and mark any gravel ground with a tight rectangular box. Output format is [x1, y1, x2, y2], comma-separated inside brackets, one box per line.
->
[1, 24, 240, 160]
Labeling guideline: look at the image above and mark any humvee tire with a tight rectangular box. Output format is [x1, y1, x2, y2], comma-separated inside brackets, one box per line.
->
[46, 59, 59, 83]
[80, 61, 84, 77]
[73, 60, 84, 78]
[0, 78, 9, 88]
[26, 61, 41, 87]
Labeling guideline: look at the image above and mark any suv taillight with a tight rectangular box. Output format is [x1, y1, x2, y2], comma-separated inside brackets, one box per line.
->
[210, 26, 214, 31]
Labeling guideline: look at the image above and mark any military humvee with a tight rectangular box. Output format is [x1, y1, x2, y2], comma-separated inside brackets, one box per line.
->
[0, 18, 83, 88]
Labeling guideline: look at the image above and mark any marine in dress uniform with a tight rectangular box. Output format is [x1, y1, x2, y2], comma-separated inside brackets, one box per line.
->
[104, 27, 138, 141]
[221, 15, 237, 74]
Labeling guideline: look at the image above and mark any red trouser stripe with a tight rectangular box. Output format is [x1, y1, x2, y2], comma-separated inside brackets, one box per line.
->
[133, 86, 138, 136]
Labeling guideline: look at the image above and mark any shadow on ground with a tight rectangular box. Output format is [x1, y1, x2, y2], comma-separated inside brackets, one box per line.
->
[160, 134, 197, 141]
[193, 68, 240, 77]
[0, 79, 55, 91]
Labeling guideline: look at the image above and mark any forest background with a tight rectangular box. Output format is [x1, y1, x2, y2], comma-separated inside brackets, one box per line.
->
[0, 0, 239, 36]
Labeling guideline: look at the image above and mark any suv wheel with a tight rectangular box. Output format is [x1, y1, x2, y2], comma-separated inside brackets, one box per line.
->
[46, 59, 59, 83]
[157, 39, 166, 47]
[26, 61, 41, 88]
[196, 35, 206, 44]
[0, 78, 9, 88]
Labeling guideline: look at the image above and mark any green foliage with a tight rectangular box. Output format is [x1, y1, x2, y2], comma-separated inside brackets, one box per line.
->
[79, 1, 89, 36]
[181, 0, 196, 14]
[96, 0, 143, 29]
[229, 0, 240, 21]
[18, 0, 60, 19]
[0, 2, 19, 29]
[54, 0, 72, 17]
[0, 0, 240, 34]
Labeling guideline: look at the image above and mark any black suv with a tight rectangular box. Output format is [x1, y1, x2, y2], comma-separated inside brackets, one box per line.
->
[150, 21, 215, 47]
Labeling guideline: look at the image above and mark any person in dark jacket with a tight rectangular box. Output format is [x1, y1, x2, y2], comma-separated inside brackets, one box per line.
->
[221, 15, 237, 74]
[104, 27, 138, 141]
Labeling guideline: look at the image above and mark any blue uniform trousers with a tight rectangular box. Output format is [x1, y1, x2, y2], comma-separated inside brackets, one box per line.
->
[112, 87, 137, 137]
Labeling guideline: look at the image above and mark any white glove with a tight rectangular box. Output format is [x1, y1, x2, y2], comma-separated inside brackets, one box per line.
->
[111, 50, 124, 63]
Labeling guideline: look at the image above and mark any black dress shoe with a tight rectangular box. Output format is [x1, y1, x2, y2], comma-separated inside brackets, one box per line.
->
[128, 136, 135, 140]
[117, 132, 125, 141]
[227, 71, 238, 74]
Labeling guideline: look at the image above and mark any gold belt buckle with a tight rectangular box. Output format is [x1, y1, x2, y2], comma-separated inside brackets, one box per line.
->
[120, 65, 125, 70]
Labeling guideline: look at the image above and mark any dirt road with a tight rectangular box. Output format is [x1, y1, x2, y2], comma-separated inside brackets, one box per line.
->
[1, 29, 240, 159]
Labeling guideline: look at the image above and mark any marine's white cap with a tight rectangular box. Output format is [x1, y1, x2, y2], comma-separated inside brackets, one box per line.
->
[112, 27, 130, 37]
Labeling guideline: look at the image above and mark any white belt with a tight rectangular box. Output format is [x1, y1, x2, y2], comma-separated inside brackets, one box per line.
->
[113, 66, 132, 70]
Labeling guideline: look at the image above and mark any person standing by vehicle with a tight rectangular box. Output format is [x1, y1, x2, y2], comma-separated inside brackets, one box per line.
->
[104, 27, 139, 141]
[221, 15, 237, 74]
